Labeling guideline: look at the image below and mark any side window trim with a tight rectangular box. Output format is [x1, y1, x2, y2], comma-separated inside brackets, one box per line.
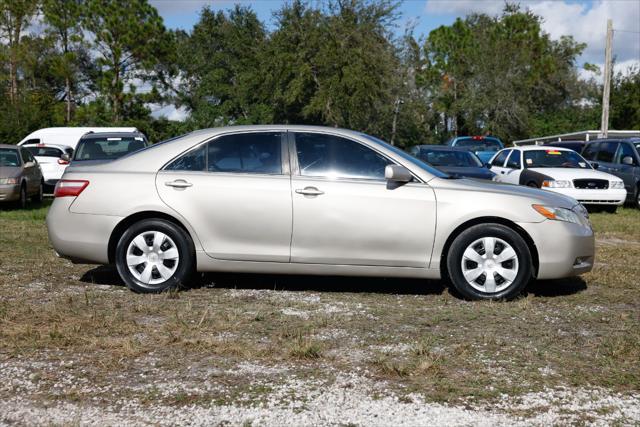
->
[290, 131, 400, 183]
[162, 131, 289, 176]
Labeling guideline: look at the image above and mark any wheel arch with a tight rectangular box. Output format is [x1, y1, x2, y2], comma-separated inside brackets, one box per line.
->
[108, 211, 195, 264]
[439, 216, 539, 280]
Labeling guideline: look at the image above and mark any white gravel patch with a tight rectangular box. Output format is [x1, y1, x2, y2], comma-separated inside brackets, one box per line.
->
[1, 370, 638, 426]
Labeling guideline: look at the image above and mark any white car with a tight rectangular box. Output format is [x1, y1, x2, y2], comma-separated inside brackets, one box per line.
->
[489, 146, 626, 212]
[23, 143, 73, 190]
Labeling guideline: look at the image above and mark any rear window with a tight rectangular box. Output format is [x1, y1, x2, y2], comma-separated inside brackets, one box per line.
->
[0, 148, 21, 167]
[73, 136, 148, 161]
[418, 149, 482, 167]
[26, 146, 63, 158]
[455, 138, 502, 152]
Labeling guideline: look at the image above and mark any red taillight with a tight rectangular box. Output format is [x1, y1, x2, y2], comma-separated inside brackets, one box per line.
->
[57, 158, 69, 165]
[54, 180, 89, 197]
[472, 136, 484, 140]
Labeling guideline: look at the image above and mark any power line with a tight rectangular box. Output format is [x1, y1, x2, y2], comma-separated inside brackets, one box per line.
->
[613, 29, 640, 34]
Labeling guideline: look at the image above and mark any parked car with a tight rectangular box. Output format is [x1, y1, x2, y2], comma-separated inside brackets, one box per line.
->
[542, 140, 586, 153]
[409, 145, 494, 180]
[0, 144, 43, 208]
[446, 136, 504, 164]
[71, 132, 149, 166]
[23, 143, 73, 191]
[17, 127, 138, 150]
[47, 126, 595, 300]
[582, 139, 640, 209]
[489, 146, 626, 212]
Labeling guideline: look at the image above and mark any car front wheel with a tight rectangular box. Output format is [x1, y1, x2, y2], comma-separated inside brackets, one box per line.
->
[115, 219, 195, 293]
[446, 223, 533, 300]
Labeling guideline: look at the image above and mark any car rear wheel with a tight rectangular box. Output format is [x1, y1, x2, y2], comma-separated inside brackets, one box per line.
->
[446, 224, 533, 300]
[115, 219, 195, 293]
[32, 180, 43, 204]
[526, 182, 538, 188]
[17, 184, 27, 209]
[602, 205, 617, 214]
[635, 186, 640, 210]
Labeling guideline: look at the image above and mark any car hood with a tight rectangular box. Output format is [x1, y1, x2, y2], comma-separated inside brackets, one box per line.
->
[0, 166, 21, 178]
[431, 176, 578, 209]
[528, 167, 619, 181]
[436, 166, 494, 179]
[474, 151, 498, 162]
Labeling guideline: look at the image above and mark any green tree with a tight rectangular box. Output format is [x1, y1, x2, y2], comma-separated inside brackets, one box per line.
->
[175, 5, 271, 127]
[82, 0, 171, 122]
[611, 66, 640, 130]
[0, 0, 39, 104]
[42, 0, 87, 123]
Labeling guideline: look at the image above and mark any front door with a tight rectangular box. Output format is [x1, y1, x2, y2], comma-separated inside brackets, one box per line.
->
[156, 131, 293, 262]
[289, 131, 436, 267]
[502, 150, 523, 184]
[489, 149, 511, 182]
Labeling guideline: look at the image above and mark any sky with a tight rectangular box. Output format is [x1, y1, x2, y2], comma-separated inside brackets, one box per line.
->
[148, 0, 640, 120]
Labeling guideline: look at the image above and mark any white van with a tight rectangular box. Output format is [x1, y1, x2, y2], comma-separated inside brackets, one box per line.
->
[17, 127, 139, 150]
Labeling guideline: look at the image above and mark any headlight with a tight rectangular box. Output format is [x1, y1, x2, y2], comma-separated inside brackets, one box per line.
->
[532, 204, 590, 228]
[610, 181, 624, 189]
[542, 180, 572, 188]
[0, 177, 18, 185]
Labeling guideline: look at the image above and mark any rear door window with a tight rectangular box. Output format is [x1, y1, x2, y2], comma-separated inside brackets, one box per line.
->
[506, 150, 521, 169]
[597, 141, 618, 163]
[491, 150, 510, 167]
[207, 132, 283, 174]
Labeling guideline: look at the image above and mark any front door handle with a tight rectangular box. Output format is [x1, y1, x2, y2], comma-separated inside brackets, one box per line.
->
[295, 186, 324, 196]
[165, 179, 193, 188]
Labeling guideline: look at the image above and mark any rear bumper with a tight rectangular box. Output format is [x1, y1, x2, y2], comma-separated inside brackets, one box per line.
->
[545, 188, 626, 205]
[0, 184, 20, 202]
[46, 197, 121, 264]
[518, 219, 595, 279]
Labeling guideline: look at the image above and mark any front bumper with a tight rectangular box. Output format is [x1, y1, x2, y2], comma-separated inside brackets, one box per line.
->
[518, 219, 595, 279]
[0, 184, 20, 202]
[545, 188, 626, 205]
[46, 197, 121, 264]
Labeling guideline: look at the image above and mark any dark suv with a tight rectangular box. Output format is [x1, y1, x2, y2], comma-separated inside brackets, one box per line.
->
[582, 139, 640, 209]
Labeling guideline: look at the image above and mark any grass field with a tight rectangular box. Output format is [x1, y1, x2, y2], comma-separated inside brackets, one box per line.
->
[1, 201, 639, 425]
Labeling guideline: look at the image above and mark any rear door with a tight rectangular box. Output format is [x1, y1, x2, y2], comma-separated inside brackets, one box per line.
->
[19, 148, 39, 193]
[613, 142, 639, 198]
[289, 131, 436, 267]
[489, 149, 511, 182]
[156, 131, 293, 262]
[502, 149, 523, 184]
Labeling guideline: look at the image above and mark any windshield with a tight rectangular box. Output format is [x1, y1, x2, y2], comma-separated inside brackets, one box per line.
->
[455, 138, 502, 152]
[417, 149, 482, 167]
[359, 134, 449, 178]
[26, 146, 63, 158]
[524, 149, 592, 169]
[0, 148, 21, 167]
[73, 136, 148, 161]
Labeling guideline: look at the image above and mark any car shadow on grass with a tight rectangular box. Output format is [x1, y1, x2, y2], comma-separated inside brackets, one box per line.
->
[525, 276, 587, 297]
[78, 267, 586, 298]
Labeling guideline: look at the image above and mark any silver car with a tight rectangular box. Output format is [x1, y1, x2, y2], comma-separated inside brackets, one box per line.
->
[47, 126, 595, 300]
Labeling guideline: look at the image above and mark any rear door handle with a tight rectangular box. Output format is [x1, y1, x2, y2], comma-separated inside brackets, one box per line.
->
[165, 179, 193, 188]
[295, 186, 324, 196]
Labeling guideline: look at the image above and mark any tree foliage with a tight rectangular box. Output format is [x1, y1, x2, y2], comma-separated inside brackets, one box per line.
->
[0, 0, 638, 147]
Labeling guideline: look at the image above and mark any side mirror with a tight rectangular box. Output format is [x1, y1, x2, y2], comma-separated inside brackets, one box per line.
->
[485, 163, 492, 169]
[385, 165, 412, 183]
[590, 161, 599, 170]
[622, 156, 634, 166]
[61, 153, 70, 162]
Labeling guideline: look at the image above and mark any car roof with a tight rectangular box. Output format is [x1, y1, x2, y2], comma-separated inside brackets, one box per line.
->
[512, 146, 573, 152]
[414, 145, 474, 152]
[0, 144, 19, 149]
[22, 143, 73, 149]
[79, 131, 146, 140]
[543, 140, 585, 144]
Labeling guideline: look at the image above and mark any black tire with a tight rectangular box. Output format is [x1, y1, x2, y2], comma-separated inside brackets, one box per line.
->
[635, 185, 640, 210]
[446, 223, 533, 300]
[16, 183, 27, 209]
[32, 180, 44, 204]
[602, 205, 617, 214]
[526, 182, 538, 188]
[115, 219, 195, 293]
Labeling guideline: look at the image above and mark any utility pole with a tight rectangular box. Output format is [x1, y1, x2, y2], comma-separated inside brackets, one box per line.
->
[600, 19, 613, 138]
[390, 98, 403, 146]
